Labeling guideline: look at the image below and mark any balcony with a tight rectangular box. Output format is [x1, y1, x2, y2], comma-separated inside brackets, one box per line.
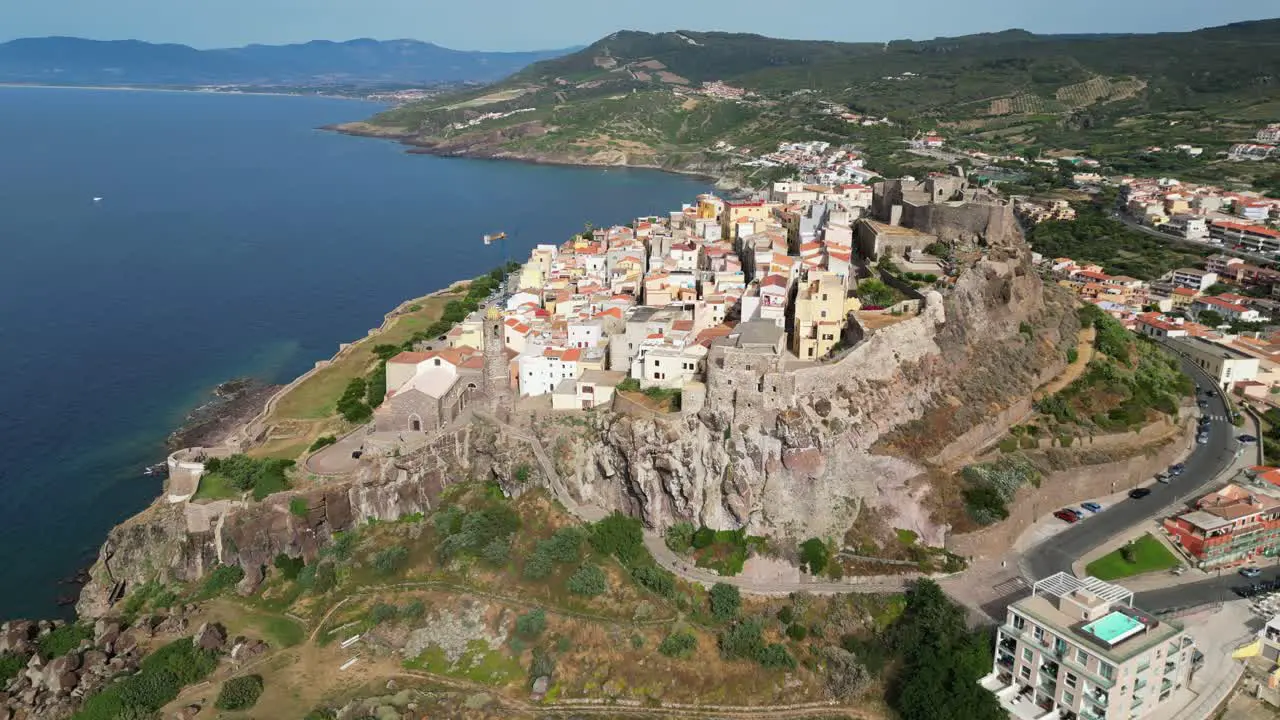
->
[1080, 709, 1108, 720]
[1161, 678, 1173, 692]
[998, 652, 1015, 670]
[1164, 661, 1177, 674]
[1134, 678, 1148, 692]
[1040, 661, 1060, 679]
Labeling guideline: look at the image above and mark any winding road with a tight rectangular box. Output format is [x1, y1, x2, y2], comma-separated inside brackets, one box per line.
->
[1025, 344, 1254, 612]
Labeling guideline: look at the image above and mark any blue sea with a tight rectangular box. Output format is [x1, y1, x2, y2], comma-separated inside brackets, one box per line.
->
[0, 86, 708, 620]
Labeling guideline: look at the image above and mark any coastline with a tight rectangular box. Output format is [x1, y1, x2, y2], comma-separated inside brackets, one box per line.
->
[0, 82, 383, 103]
[324, 121, 742, 190]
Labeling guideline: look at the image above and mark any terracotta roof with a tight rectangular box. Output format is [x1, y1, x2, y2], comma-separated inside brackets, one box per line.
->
[761, 274, 788, 288]
[389, 351, 432, 364]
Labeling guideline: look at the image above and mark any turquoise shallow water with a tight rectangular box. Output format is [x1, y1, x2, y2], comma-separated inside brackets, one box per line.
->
[0, 86, 708, 619]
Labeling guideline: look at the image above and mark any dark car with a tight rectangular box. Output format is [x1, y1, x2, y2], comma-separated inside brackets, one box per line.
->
[1054, 510, 1080, 523]
[1129, 487, 1152, 499]
[1239, 435, 1258, 443]
[1170, 463, 1185, 474]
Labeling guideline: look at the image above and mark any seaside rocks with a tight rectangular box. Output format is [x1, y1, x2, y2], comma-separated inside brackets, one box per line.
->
[92, 620, 120, 651]
[192, 622, 227, 652]
[0, 622, 35, 655]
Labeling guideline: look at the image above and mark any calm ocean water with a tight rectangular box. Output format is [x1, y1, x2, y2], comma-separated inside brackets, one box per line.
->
[0, 86, 708, 619]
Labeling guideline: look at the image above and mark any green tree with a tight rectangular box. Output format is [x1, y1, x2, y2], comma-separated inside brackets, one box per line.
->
[215, 675, 264, 711]
[856, 278, 896, 307]
[1197, 309, 1224, 327]
[657, 631, 697, 658]
[709, 583, 742, 622]
[665, 521, 696, 551]
[799, 538, 830, 575]
[886, 580, 1004, 720]
[289, 497, 309, 517]
[588, 512, 645, 565]
[567, 564, 608, 597]
[515, 609, 547, 639]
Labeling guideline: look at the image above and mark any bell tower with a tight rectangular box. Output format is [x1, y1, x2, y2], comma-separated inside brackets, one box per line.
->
[483, 303, 512, 411]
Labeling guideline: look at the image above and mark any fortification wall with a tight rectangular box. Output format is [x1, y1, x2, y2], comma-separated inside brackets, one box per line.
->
[794, 292, 945, 396]
[946, 422, 1191, 560]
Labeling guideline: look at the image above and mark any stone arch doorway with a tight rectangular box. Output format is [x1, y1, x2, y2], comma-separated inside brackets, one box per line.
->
[408, 414, 422, 432]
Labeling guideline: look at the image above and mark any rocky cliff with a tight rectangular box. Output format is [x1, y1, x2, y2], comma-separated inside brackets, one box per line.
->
[77, 204, 1074, 618]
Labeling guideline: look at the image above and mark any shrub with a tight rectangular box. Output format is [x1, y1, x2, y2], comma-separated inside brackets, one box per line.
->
[215, 675, 264, 711]
[529, 646, 556, 682]
[629, 564, 676, 598]
[709, 583, 742, 622]
[372, 546, 409, 575]
[38, 623, 92, 658]
[308, 435, 337, 452]
[617, 378, 641, 393]
[786, 623, 808, 641]
[401, 601, 426, 620]
[481, 536, 512, 566]
[691, 527, 716, 550]
[73, 639, 217, 720]
[588, 512, 645, 565]
[523, 552, 554, 580]
[309, 562, 337, 594]
[658, 631, 697, 659]
[1066, 347, 1079, 364]
[513, 464, 532, 483]
[200, 565, 245, 597]
[543, 527, 586, 563]
[289, 497, 310, 517]
[757, 643, 796, 669]
[718, 618, 764, 660]
[515, 609, 547, 639]
[665, 521, 696, 551]
[0, 652, 27, 686]
[330, 531, 358, 561]
[274, 554, 305, 581]
[567, 564, 608, 597]
[370, 603, 397, 624]
[799, 538, 830, 575]
[776, 606, 794, 625]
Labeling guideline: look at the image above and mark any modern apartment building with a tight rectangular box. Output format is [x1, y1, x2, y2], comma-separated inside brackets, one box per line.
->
[983, 573, 1194, 720]
[791, 271, 848, 359]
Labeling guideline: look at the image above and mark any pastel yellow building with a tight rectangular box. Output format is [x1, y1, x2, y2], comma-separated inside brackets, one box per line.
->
[792, 271, 848, 359]
[722, 200, 771, 239]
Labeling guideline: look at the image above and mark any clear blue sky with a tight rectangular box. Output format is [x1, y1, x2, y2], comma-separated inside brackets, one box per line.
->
[1, 0, 1275, 51]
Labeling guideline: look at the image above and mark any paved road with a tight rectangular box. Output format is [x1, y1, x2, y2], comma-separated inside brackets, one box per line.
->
[1114, 212, 1278, 267]
[1025, 348, 1241, 610]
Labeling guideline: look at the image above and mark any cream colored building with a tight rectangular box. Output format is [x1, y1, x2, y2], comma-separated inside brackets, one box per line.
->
[791, 271, 848, 359]
[1169, 335, 1260, 391]
[982, 573, 1193, 720]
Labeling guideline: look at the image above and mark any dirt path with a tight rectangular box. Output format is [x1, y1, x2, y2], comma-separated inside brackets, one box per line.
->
[1036, 325, 1095, 398]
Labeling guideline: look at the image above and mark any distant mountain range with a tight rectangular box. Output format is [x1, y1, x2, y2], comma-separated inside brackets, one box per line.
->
[0, 37, 578, 87]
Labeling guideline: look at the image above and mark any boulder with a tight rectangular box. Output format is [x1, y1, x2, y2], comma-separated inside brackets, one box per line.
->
[113, 630, 139, 658]
[173, 703, 201, 719]
[80, 651, 108, 675]
[47, 671, 78, 696]
[230, 639, 268, 662]
[192, 623, 227, 652]
[92, 620, 120, 649]
[0, 623, 36, 655]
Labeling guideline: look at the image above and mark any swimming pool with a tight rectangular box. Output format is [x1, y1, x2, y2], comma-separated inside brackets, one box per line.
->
[1083, 611, 1144, 645]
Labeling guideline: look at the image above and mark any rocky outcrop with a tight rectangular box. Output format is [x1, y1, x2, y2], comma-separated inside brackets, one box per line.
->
[1, 607, 199, 720]
[75, 205, 1073, 616]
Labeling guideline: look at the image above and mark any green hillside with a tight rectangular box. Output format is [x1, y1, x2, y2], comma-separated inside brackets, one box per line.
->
[347, 20, 1280, 182]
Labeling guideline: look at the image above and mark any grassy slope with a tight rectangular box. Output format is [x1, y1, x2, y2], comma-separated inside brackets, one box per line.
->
[362, 21, 1280, 175]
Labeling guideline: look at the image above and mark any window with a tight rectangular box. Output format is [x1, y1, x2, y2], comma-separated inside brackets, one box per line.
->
[1062, 691, 1074, 707]
[1099, 662, 1115, 681]
[1023, 648, 1033, 663]
[1033, 627, 1044, 642]
[1012, 614, 1026, 631]
[1065, 672, 1078, 689]
[1076, 648, 1090, 667]
[1019, 666, 1031, 680]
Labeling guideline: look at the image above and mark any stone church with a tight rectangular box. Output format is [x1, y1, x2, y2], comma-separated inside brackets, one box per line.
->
[374, 304, 512, 434]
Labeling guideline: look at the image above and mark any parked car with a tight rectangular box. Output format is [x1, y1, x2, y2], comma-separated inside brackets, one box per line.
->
[1081, 502, 1103, 513]
[1208, 389, 1218, 397]
[1197, 435, 1209, 445]
[1156, 473, 1171, 484]
[1240, 567, 1263, 578]
[1170, 567, 1186, 576]
[1169, 464, 1185, 475]
[1239, 435, 1258, 443]
[1053, 509, 1080, 524]
[1129, 487, 1152, 499]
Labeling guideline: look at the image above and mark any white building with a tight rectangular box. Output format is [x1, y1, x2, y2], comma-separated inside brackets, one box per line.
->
[517, 348, 582, 396]
[1169, 268, 1218, 292]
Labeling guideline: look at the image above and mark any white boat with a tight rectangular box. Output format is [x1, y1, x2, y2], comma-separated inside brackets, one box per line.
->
[92, 197, 103, 203]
